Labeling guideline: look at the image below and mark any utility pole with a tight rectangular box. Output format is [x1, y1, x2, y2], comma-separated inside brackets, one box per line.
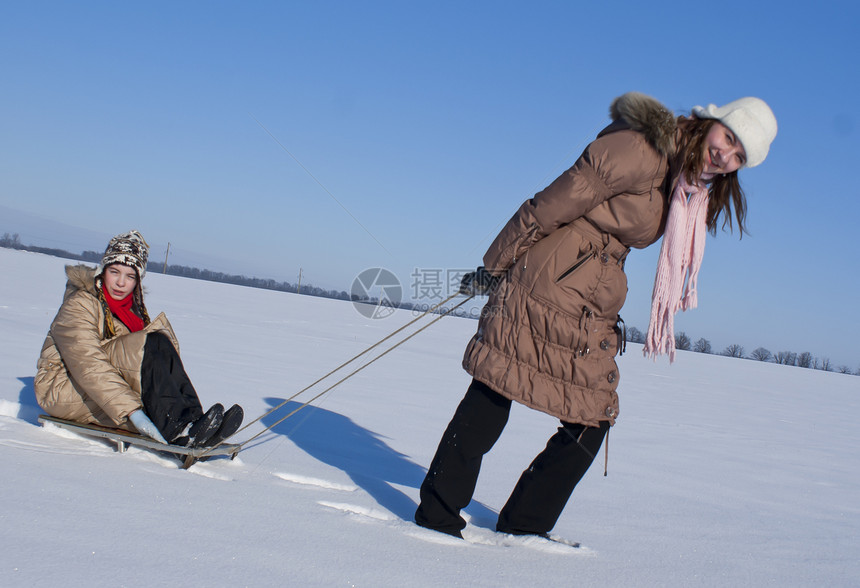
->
[297, 268, 303, 295]
[162, 243, 170, 274]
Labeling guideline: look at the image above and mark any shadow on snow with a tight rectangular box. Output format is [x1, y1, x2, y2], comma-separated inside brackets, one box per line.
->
[17, 376, 41, 424]
[261, 397, 497, 527]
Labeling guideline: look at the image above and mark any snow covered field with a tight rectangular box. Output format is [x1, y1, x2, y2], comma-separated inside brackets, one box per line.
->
[1, 247, 857, 587]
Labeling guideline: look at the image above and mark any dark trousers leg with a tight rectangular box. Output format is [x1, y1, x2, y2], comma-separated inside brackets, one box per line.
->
[496, 421, 609, 535]
[140, 332, 204, 442]
[415, 379, 512, 536]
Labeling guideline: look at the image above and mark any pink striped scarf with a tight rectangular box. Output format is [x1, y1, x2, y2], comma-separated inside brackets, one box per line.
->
[644, 176, 710, 361]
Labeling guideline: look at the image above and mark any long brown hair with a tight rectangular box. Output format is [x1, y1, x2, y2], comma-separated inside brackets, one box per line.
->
[675, 117, 748, 237]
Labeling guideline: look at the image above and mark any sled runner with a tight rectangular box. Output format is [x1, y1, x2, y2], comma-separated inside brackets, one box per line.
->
[38, 415, 240, 469]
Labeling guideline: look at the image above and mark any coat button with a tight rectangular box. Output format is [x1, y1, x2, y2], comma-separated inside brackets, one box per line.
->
[607, 371, 617, 383]
[599, 339, 610, 350]
[600, 253, 610, 263]
[605, 406, 618, 418]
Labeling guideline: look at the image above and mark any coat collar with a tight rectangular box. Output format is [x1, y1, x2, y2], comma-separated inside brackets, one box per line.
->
[604, 92, 677, 157]
[64, 264, 98, 298]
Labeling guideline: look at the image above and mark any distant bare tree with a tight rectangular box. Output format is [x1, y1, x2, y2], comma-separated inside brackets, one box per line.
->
[819, 357, 832, 371]
[722, 344, 745, 358]
[0, 232, 22, 248]
[750, 347, 772, 362]
[773, 351, 796, 366]
[693, 338, 712, 354]
[797, 352, 813, 368]
[626, 326, 645, 344]
[837, 365, 852, 374]
[675, 331, 691, 351]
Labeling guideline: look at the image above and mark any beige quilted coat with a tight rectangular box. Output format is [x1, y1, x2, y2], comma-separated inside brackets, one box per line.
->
[35, 265, 179, 430]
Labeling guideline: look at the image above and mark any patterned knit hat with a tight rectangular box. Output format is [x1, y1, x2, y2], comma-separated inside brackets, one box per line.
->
[96, 230, 149, 279]
[692, 97, 777, 168]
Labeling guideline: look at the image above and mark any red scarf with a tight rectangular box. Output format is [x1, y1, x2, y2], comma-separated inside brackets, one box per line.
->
[101, 283, 145, 332]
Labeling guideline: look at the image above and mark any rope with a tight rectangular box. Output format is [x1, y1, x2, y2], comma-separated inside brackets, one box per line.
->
[199, 291, 472, 456]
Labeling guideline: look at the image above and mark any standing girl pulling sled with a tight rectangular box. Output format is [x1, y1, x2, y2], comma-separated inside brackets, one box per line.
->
[415, 92, 777, 538]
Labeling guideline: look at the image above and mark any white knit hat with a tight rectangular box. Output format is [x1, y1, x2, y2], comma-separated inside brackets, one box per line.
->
[692, 97, 777, 168]
[96, 230, 149, 279]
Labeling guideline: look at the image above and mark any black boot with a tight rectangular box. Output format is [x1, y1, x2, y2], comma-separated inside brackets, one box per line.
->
[200, 404, 243, 447]
[176, 404, 224, 448]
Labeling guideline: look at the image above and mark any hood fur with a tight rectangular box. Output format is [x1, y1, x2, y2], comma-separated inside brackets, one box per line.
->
[64, 264, 98, 297]
[609, 92, 677, 156]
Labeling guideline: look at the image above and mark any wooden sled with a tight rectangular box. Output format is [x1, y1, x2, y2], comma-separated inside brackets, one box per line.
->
[38, 415, 241, 469]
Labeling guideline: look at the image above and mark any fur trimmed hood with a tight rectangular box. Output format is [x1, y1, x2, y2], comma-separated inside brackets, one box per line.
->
[64, 264, 98, 298]
[608, 92, 677, 157]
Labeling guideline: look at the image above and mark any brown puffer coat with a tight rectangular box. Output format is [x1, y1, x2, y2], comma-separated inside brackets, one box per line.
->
[463, 92, 679, 427]
[35, 265, 179, 430]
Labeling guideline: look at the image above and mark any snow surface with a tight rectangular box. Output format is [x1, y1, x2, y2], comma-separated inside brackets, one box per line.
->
[1, 247, 858, 587]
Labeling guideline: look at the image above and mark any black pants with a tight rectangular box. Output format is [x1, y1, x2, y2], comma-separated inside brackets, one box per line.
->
[415, 379, 608, 536]
[140, 332, 203, 442]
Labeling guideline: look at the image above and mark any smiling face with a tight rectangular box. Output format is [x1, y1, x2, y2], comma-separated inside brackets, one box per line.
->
[102, 264, 138, 301]
[701, 122, 747, 180]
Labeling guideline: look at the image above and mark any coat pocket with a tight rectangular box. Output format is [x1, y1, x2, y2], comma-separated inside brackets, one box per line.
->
[556, 252, 595, 283]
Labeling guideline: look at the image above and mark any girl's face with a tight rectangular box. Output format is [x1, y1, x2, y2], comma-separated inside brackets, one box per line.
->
[701, 122, 747, 180]
[102, 264, 138, 301]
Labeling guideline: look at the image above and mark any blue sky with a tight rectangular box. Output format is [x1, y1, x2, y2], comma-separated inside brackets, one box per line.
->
[1, 1, 858, 368]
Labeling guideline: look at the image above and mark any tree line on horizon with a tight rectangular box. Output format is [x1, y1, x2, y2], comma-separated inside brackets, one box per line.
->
[0, 231, 356, 301]
[4, 232, 855, 374]
[0, 232, 464, 316]
[625, 326, 858, 376]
